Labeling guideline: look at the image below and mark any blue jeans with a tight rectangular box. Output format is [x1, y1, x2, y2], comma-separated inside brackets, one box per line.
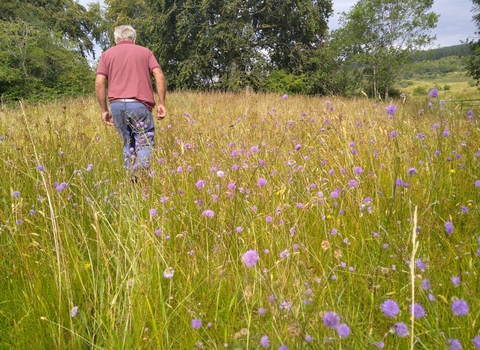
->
[110, 101, 155, 171]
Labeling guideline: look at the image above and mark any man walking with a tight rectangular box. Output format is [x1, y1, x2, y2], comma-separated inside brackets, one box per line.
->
[95, 24, 166, 173]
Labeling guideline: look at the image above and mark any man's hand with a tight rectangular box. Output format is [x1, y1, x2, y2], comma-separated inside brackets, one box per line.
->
[157, 104, 167, 120]
[102, 111, 114, 126]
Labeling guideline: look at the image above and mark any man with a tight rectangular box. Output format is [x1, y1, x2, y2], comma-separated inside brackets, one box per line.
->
[95, 24, 166, 173]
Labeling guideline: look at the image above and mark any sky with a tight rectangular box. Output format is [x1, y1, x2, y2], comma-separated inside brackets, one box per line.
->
[328, 0, 478, 48]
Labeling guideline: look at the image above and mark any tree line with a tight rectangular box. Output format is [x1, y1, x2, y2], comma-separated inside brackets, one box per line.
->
[1, 0, 479, 102]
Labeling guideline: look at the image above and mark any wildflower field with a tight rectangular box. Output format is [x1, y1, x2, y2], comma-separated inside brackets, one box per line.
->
[1, 91, 479, 349]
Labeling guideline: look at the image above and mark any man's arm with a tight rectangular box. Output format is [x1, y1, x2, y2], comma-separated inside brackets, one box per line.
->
[152, 67, 167, 119]
[95, 74, 114, 126]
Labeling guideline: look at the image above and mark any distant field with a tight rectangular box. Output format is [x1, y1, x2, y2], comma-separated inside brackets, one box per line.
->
[399, 71, 478, 102]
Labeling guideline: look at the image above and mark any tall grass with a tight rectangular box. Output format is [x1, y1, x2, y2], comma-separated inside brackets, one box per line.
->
[0, 92, 479, 349]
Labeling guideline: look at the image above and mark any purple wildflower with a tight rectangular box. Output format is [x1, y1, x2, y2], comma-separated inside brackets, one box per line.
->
[445, 221, 453, 234]
[55, 182, 68, 192]
[337, 324, 350, 338]
[407, 167, 418, 175]
[283, 94, 288, 100]
[451, 276, 460, 286]
[409, 303, 426, 318]
[452, 299, 469, 316]
[258, 307, 266, 316]
[260, 335, 270, 348]
[476, 180, 480, 187]
[257, 178, 267, 187]
[448, 339, 462, 350]
[201, 209, 215, 217]
[381, 299, 400, 318]
[472, 336, 480, 349]
[421, 278, 431, 290]
[37, 165, 44, 171]
[192, 318, 202, 329]
[242, 250, 259, 267]
[323, 312, 340, 329]
[394, 322, 409, 337]
[429, 88, 439, 98]
[196, 179, 206, 189]
[386, 104, 397, 116]
[163, 267, 175, 278]
[149, 208, 157, 217]
[11, 191, 20, 198]
[70, 306, 79, 318]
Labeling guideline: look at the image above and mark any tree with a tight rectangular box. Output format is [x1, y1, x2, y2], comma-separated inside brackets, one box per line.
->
[104, 0, 333, 91]
[467, 0, 480, 84]
[331, 0, 438, 98]
[0, 0, 104, 100]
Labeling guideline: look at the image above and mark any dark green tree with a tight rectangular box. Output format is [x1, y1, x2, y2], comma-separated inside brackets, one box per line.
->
[104, 0, 333, 91]
[0, 0, 103, 100]
[331, 0, 438, 98]
[467, 0, 480, 84]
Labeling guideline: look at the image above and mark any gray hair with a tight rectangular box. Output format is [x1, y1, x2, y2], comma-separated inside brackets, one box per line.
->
[114, 25, 137, 42]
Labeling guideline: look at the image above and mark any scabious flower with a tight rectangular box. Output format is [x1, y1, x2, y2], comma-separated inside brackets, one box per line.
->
[242, 250, 259, 267]
[322, 312, 340, 329]
[55, 182, 68, 192]
[192, 318, 202, 329]
[448, 339, 462, 350]
[451, 276, 460, 286]
[201, 209, 215, 217]
[476, 180, 480, 187]
[452, 299, 469, 316]
[381, 299, 400, 318]
[445, 221, 453, 234]
[163, 267, 175, 278]
[260, 335, 270, 348]
[283, 94, 288, 100]
[429, 88, 439, 98]
[421, 278, 431, 290]
[196, 179, 206, 189]
[337, 323, 350, 338]
[386, 104, 397, 116]
[407, 167, 418, 175]
[257, 178, 267, 187]
[472, 335, 480, 349]
[70, 306, 79, 318]
[394, 322, 409, 337]
[149, 208, 157, 217]
[11, 191, 20, 198]
[409, 303, 426, 318]
[354, 166, 363, 174]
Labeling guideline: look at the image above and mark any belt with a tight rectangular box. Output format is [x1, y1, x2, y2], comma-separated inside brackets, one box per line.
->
[110, 98, 141, 103]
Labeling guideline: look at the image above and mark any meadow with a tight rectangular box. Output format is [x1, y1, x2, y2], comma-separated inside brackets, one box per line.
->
[0, 90, 479, 349]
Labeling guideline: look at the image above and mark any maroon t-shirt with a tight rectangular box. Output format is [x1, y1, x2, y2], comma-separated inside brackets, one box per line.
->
[96, 41, 161, 111]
